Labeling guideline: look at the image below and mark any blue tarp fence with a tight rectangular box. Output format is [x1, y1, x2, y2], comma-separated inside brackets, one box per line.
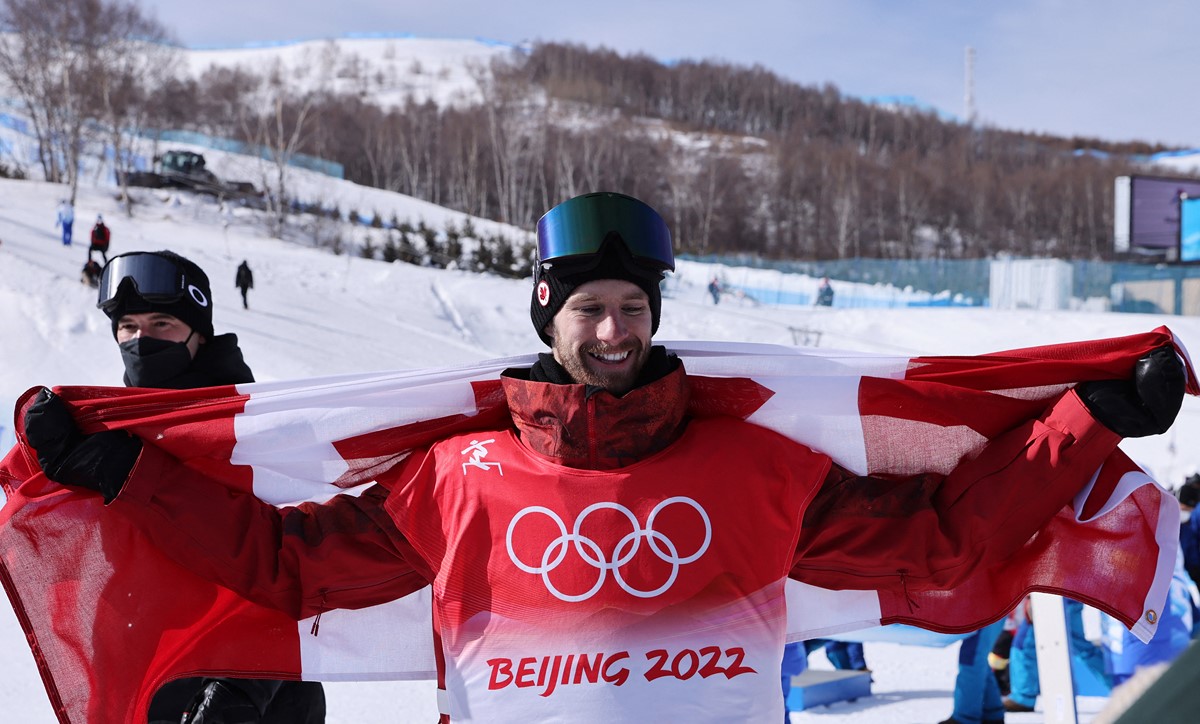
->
[682, 254, 1200, 314]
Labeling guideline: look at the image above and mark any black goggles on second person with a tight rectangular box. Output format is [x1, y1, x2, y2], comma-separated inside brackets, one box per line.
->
[97, 252, 198, 313]
[536, 192, 675, 272]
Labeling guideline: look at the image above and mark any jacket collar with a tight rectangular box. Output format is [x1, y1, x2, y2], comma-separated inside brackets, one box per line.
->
[500, 359, 689, 470]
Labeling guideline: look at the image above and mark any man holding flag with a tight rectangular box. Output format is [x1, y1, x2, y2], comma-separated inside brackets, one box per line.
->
[90, 250, 324, 723]
[9, 192, 1193, 722]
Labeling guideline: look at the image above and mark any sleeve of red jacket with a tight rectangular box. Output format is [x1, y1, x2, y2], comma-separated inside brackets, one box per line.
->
[790, 389, 1121, 592]
[112, 443, 432, 620]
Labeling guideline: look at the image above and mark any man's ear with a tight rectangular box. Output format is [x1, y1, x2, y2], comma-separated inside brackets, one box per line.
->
[543, 322, 555, 342]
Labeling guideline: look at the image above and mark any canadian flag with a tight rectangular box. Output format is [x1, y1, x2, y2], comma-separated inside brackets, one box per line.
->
[0, 328, 1194, 723]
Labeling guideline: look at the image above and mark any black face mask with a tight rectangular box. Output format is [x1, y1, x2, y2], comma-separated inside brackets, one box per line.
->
[119, 335, 195, 388]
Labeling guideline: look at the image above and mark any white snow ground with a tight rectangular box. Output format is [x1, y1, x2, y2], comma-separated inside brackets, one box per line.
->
[3, 169, 1200, 722]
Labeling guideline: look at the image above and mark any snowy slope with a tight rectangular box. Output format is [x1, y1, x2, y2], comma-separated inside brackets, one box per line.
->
[3, 169, 1200, 722]
[183, 36, 518, 108]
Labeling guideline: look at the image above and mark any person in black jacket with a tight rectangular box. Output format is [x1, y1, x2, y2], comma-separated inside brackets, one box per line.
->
[95, 250, 326, 724]
[235, 260, 254, 310]
[815, 276, 834, 307]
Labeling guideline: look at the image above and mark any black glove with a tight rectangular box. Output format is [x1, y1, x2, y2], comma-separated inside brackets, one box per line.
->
[1076, 345, 1186, 438]
[182, 680, 263, 724]
[22, 388, 141, 502]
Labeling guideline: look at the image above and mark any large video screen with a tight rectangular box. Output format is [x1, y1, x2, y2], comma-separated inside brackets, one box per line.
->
[1116, 175, 1200, 254]
[1182, 197, 1200, 262]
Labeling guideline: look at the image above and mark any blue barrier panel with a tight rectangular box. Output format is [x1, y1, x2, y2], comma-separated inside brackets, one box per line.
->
[786, 669, 872, 711]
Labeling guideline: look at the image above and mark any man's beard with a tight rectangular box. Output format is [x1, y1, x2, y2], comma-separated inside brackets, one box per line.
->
[553, 338, 649, 396]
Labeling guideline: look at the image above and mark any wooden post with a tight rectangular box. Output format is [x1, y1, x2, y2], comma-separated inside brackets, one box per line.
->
[1030, 593, 1078, 724]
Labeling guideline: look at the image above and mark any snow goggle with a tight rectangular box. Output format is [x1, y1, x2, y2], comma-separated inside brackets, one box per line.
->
[97, 252, 203, 313]
[536, 192, 675, 272]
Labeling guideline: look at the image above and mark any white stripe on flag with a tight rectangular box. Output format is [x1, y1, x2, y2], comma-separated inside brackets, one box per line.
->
[784, 579, 883, 640]
[233, 370, 514, 504]
[747, 374, 871, 474]
[1073, 465, 1153, 523]
[1133, 489, 1181, 644]
[678, 343, 910, 476]
[298, 586, 438, 680]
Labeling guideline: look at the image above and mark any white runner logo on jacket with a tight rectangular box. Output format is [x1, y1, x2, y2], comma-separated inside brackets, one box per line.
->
[461, 438, 503, 475]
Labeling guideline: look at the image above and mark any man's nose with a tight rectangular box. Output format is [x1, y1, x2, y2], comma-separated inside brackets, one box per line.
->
[596, 312, 628, 342]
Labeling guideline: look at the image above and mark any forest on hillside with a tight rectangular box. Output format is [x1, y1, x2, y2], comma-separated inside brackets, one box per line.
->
[0, 0, 1189, 261]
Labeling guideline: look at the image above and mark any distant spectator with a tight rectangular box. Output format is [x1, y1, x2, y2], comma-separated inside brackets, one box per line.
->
[1178, 474, 1200, 586]
[816, 276, 834, 307]
[89, 215, 110, 263]
[708, 275, 722, 305]
[80, 259, 102, 288]
[235, 259, 254, 309]
[55, 200, 74, 247]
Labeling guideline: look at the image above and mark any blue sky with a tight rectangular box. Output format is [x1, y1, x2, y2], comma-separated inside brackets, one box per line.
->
[141, 0, 1198, 148]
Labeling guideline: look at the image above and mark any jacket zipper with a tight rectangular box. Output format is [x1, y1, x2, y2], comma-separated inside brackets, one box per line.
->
[587, 395, 598, 467]
[310, 591, 329, 636]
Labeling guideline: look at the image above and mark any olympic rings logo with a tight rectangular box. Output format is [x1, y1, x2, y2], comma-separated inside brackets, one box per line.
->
[505, 497, 712, 603]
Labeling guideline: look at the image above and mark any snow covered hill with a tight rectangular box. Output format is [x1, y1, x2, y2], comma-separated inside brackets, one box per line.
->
[183, 35, 519, 108]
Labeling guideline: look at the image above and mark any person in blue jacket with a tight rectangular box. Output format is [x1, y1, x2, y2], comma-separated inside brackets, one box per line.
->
[1177, 475, 1200, 637]
[1178, 476, 1200, 584]
[55, 199, 74, 246]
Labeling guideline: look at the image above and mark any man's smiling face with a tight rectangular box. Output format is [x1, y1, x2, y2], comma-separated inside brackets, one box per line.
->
[545, 278, 653, 395]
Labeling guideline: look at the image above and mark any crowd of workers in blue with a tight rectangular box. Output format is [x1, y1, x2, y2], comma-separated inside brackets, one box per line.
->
[781, 473, 1200, 723]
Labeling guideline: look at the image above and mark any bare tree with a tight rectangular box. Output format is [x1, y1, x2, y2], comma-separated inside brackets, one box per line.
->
[479, 58, 552, 226]
[358, 105, 400, 191]
[442, 107, 489, 217]
[0, 0, 89, 193]
[258, 94, 319, 237]
[237, 59, 322, 237]
[0, 0, 172, 203]
[92, 6, 179, 215]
